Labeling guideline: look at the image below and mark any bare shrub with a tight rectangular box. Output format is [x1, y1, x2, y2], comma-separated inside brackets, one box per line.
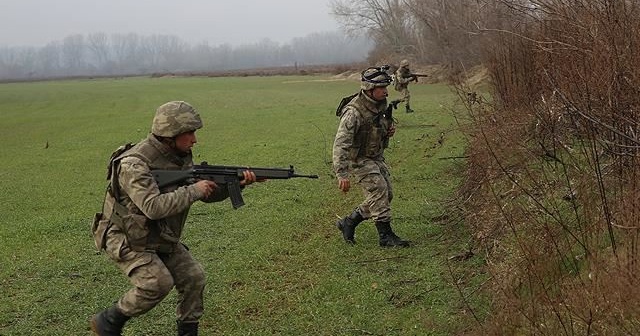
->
[459, 0, 640, 334]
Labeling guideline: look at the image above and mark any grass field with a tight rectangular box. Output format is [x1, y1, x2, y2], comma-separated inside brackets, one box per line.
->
[0, 75, 487, 335]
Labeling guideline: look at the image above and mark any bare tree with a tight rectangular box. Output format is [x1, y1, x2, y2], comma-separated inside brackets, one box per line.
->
[331, 0, 415, 54]
[406, 0, 487, 65]
[36, 42, 62, 77]
[139, 34, 187, 72]
[111, 33, 141, 73]
[87, 33, 110, 71]
[61, 34, 85, 73]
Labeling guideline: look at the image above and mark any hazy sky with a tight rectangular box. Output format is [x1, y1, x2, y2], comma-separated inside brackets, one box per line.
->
[0, 0, 341, 47]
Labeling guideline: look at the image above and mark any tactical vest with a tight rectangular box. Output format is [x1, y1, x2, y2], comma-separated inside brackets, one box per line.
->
[394, 67, 411, 91]
[92, 138, 186, 253]
[342, 93, 391, 160]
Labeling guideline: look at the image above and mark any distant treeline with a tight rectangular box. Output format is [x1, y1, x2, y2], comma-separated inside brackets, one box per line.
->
[0, 31, 372, 81]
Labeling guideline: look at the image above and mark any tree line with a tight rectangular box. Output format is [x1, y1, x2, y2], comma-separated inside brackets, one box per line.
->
[0, 31, 372, 80]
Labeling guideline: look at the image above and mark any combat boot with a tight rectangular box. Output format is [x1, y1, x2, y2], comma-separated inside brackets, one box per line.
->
[177, 321, 199, 336]
[90, 305, 130, 336]
[405, 104, 415, 113]
[336, 209, 365, 244]
[375, 221, 410, 247]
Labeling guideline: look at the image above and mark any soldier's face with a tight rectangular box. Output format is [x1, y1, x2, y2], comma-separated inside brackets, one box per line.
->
[175, 131, 197, 154]
[371, 86, 388, 101]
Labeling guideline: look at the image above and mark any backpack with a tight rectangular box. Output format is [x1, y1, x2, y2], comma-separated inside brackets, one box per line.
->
[335, 93, 358, 117]
[91, 142, 136, 251]
[106, 142, 136, 182]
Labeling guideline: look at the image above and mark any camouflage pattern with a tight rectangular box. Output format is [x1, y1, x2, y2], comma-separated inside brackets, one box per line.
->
[333, 90, 394, 222]
[394, 65, 412, 105]
[357, 161, 393, 222]
[104, 232, 206, 321]
[152, 101, 203, 137]
[360, 67, 392, 91]
[93, 126, 229, 321]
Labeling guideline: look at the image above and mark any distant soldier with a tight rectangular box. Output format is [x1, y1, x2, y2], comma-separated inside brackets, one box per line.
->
[90, 101, 260, 335]
[394, 59, 415, 113]
[332, 66, 410, 247]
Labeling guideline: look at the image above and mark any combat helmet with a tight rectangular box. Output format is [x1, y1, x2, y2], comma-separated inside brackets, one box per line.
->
[360, 65, 392, 90]
[400, 59, 410, 68]
[151, 101, 203, 137]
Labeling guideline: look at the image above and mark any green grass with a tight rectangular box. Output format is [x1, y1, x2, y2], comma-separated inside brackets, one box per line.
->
[0, 76, 487, 335]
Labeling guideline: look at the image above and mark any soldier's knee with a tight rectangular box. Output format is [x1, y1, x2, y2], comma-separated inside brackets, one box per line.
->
[189, 265, 206, 290]
[367, 174, 389, 191]
[146, 275, 175, 300]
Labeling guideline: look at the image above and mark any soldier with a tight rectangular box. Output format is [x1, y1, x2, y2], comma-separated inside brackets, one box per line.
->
[90, 101, 259, 336]
[333, 66, 410, 247]
[394, 59, 415, 113]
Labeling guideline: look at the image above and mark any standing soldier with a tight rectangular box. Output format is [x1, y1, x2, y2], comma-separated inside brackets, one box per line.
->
[394, 59, 416, 113]
[333, 66, 410, 247]
[90, 101, 259, 335]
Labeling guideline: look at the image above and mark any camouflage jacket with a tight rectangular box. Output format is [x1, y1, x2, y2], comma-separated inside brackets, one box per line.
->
[94, 134, 228, 253]
[395, 67, 413, 89]
[333, 90, 392, 179]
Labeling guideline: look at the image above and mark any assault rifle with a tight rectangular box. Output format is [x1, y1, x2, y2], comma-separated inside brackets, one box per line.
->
[409, 73, 428, 82]
[152, 162, 318, 209]
[377, 99, 402, 125]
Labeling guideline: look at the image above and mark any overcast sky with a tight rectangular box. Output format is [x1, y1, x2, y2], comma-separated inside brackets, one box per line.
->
[0, 0, 341, 47]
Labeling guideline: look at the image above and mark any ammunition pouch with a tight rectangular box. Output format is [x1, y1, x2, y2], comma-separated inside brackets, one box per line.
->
[110, 201, 150, 252]
[91, 212, 111, 251]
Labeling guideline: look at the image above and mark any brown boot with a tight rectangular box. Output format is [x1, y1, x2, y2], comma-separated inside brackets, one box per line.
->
[90, 305, 130, 336]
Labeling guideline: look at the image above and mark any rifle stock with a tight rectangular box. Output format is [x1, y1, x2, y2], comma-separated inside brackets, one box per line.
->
[152, 162, 318, 209]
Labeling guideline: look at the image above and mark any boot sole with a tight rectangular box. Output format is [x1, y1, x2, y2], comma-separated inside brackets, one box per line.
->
[379, 241, 410, 247]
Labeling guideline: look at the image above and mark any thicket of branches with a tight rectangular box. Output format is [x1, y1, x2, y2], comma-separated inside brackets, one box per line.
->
[331, 0, 486, 67]
[335, 0, 640, 334]
[461, 1, 640, 334]
[0, 31, 371, 81]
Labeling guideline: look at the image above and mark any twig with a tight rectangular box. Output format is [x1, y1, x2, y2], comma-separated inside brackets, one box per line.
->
[438, 155, 470, 160]
[354, 256, 408, 264]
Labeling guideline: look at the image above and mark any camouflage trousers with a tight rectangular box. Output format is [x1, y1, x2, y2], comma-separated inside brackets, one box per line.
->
[104, 228, 206, 322]
[353, 160, 393, 222]
[398, 87, 411, 106]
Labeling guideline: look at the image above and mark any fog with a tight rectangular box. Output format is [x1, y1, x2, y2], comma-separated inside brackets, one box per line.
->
[0, 0, 340, 47]
[0, 0, 375, 80]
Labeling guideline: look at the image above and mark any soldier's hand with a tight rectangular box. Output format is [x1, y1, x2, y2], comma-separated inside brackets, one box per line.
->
[338, 178, 350, 193]
[240, 170, 262, 186]
[195, 180, 217, 198]
[388, 124, 396, 137]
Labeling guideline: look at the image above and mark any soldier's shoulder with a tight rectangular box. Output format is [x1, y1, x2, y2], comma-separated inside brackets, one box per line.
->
[341, 105, 364, 120]
[120, 155, 147, 168]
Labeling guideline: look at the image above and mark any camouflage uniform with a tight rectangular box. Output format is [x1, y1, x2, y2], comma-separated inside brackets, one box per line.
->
[333, 91, 394, 222]
[333, 66, 409, 247]
[92, 101, 225, 335]
[394, 60, 415, 113]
